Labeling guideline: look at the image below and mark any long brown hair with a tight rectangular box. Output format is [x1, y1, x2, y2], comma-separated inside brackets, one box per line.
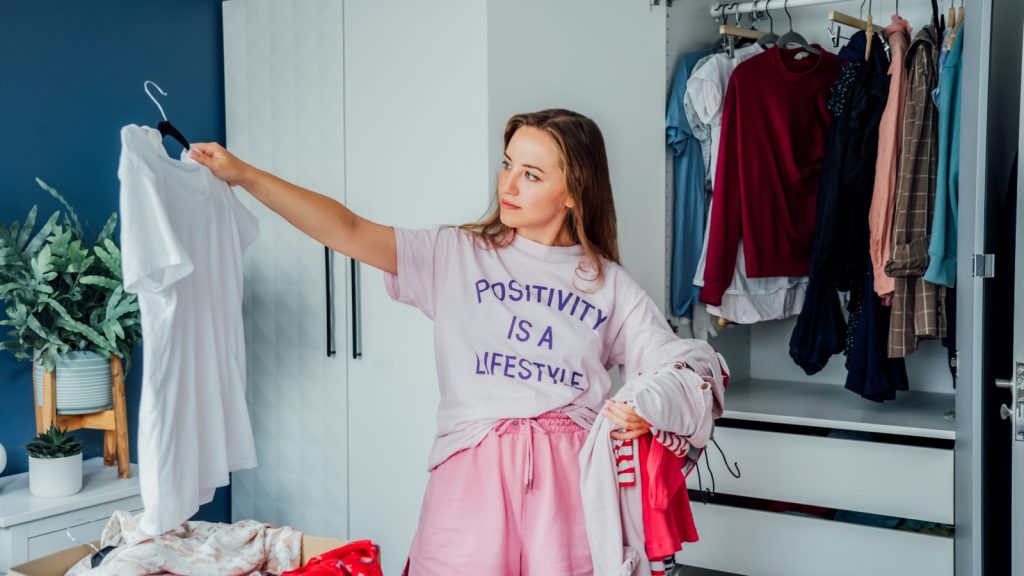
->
[461, 109, 620, 287]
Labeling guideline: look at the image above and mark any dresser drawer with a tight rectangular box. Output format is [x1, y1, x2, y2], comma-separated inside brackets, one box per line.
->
[681, 503, 953, 576]
[686, 426, 953, 523]
[26, 505, 143, 562]
[24, 496, 144, 539]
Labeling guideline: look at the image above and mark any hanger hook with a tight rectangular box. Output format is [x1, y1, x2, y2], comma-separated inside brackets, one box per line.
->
[766, 0, 774, 33]
[711, 436, 742, 479]
[859, 0, 866, 19]
[66, 518, 101, 555]
[784, 0, 793, 32]
[143, 80, 169, 122]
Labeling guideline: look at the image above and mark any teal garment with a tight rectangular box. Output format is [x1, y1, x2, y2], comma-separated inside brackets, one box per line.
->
[923, 30, 963, 287]
[667, 47, 714, 317]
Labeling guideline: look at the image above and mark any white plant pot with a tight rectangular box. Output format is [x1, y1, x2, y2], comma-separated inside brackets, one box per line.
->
[28, 452, 83, 498]
[34, 351, 113, 415]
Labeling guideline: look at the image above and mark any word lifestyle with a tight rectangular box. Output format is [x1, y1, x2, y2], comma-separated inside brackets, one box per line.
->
[474, 350, 586, 391]
[474, 278, 609, 331]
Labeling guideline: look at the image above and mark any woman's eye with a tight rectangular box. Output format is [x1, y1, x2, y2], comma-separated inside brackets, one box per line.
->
[525, 171, 539, 182]
[501, 160, 511, 170]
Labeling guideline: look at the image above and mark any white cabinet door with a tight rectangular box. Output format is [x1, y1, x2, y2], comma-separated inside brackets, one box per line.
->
[342, 1, 489, 573]
[223, 0, 349, 541]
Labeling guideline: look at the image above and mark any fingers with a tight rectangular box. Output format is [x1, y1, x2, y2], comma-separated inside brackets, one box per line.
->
[602, 400, 650, 437]
[187, 146, 214, 167]
[610, 428, 649, 441]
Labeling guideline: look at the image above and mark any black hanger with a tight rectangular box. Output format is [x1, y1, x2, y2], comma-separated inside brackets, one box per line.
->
[757, 0, 780, 48]
[775, 0, 821, 55]
[144, 81, 191, 151]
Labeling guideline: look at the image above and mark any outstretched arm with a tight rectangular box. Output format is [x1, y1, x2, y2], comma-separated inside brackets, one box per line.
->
[188, 142, 397, 275]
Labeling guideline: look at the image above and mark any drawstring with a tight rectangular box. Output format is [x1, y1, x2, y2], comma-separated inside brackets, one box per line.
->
[495, 418, 546, 493]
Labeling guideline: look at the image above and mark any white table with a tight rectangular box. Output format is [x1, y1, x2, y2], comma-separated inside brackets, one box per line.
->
[0, 458, 141, 573]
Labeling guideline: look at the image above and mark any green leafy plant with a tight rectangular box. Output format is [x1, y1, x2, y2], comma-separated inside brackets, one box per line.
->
[0, 178, 142, 372]
[25, 424, 85, 459]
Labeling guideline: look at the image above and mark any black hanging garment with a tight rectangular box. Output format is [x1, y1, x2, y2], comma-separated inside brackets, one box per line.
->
[840, 34, 910, 402]
[789, 33, 868, 375]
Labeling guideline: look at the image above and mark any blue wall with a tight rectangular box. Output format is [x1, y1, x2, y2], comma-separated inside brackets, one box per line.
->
[1, 1, 229, 523]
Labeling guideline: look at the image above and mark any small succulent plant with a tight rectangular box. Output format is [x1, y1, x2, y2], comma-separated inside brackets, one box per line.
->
[25, 424, 84, 459]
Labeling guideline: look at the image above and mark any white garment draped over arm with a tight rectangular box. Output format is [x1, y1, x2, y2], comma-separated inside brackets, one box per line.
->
[582, 285, 729, 576]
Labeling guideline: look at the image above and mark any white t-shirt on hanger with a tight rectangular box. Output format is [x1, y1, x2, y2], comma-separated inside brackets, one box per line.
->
[119, 124, 259, 535]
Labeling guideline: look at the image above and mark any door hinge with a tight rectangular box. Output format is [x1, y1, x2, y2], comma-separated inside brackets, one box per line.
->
[972, 253, 995, 278]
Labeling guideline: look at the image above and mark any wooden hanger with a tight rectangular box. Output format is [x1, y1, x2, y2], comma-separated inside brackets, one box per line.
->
[863, 0, 875, 61]
[948, 1, 964, 50]
[827, 10, 884, 34]
[719, 24, 763, 40]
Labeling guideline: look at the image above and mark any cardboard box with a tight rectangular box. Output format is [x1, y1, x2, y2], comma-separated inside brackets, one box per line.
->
[9, 534, 345, 576]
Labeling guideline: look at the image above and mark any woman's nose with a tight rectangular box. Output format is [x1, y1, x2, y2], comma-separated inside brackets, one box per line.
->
[499, 173, 518, 195]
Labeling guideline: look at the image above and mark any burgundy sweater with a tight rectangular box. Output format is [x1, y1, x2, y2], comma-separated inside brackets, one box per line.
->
[700, 46, 839, 306]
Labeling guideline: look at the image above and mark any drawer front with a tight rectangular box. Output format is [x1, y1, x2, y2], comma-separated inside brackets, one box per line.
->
[682, 503, 953, 576]
[687, 426, 953, 523]
[25, 496, 143, 538]
[25, 502, 143, 562]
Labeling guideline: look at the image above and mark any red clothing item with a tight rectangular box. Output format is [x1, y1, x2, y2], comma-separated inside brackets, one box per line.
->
[701, 46, 839, 306]
[638, 434, 699, 561]
[284, 541, 383, 576]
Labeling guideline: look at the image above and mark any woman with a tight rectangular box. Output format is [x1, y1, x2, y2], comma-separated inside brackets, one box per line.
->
[189, 108, 718, 575]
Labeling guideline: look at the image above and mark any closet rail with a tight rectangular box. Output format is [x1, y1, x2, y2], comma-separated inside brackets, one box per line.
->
[711, 0, 856, 17]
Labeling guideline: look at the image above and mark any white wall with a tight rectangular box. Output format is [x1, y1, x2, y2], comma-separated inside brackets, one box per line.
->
[488, 0, 669, 304]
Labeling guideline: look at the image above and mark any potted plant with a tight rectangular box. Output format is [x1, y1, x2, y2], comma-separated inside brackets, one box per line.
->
[0, 179, 142, 414]
[25, 425, 85, 497]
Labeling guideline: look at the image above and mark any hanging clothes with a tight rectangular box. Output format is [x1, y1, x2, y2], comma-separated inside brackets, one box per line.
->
[832, 32, 910, 401]
[789, 40, 864, 375]
[886, 25, 947, 358]
[923, 28, 964, 288]
[700, 46, 839, 306]
[685, 44, 808, 325]
[868, 17, 914, 300]
[119, 124, 260, 535]
[668, 47, 714, 318]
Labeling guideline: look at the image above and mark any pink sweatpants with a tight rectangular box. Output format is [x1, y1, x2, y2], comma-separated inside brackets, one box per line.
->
[405, 413, 593, 576]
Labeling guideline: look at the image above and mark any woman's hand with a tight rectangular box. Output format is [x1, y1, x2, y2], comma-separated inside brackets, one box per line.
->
[602, 400, 651, 440]
[188, 142, 256, 188]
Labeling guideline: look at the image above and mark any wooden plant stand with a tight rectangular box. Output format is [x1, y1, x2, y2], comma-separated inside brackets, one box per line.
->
[32, 356, 131, 479]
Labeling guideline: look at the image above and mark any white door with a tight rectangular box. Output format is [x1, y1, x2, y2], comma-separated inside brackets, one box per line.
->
[223, 0, 349, 540]
[341, 1, 489, 573]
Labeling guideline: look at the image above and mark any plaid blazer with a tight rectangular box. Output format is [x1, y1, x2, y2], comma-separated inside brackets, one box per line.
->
[885, 25, 947, 358]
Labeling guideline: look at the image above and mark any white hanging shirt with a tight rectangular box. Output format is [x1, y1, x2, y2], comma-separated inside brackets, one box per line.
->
[685, 43, 763, 188]
[693, 199, 808, 324]
[119, 124, 259, 535]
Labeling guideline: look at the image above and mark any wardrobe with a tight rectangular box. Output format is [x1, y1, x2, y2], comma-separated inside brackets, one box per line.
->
[221, 1, 1018, 574]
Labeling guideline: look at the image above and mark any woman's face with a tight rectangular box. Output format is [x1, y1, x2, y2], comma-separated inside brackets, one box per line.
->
[498, 126, 575, 244]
